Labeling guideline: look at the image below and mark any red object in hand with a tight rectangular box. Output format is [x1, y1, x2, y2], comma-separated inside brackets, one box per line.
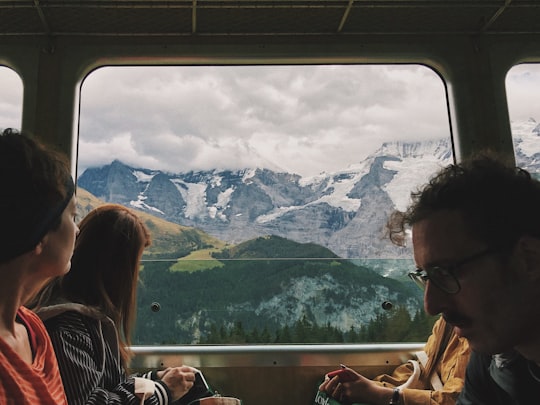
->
[326, 368, 356, 382]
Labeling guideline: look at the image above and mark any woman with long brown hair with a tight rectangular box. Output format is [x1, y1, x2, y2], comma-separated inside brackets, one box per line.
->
[33, 204, 196, 405]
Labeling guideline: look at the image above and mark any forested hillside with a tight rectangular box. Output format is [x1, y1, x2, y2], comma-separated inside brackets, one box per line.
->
[134, 235, 425, 344]
[77, 187, 430, 345]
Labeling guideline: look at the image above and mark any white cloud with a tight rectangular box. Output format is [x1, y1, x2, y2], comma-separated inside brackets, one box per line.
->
[0, 66, 23, 130]
[506, 64, 540, 123]
[78, 132, 162, 170]
[76, 64, 451, 177]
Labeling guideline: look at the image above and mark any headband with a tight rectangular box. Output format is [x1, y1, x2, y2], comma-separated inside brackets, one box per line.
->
[0, 177, 75, 263]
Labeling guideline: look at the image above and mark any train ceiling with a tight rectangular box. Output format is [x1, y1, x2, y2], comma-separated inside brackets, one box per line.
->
[0, 1, 539, 38]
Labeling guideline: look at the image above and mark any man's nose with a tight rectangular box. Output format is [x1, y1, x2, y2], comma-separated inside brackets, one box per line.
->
[423, 280, 447, 316]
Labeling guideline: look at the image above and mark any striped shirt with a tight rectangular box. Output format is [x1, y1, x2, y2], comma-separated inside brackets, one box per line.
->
[42, 307, 170, 405]
[0, 306, 68, 405]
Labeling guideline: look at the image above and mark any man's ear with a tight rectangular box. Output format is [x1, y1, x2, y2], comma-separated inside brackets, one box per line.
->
[516, 236, 540, 281]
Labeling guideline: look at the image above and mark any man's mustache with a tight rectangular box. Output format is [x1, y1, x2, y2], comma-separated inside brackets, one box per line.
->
[443, 313, 471, 327]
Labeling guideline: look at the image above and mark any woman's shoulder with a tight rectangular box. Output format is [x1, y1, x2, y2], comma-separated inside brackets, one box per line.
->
[38, 302, 105, 321]
[18, 305, 43, 325]
[39, 304, 104, 333]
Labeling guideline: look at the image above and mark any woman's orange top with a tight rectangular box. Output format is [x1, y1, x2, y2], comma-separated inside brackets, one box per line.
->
[0, 306, 67, 405]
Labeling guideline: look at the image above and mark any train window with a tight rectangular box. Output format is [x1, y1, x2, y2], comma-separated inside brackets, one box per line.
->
[77, 65, 451, 345]
[506, 63, 540, 177]
[0, 66, 23, 130]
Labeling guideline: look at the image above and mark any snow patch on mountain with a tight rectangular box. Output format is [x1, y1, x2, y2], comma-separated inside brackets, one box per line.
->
[384, 158, 448, 211]
[130, 196, 165, 214]
[377, 139, 452, 211]
[133, 170, 156, 183]
[512, 118, 540, 156]
[242, 168, 257, 183]
[173, 180, 207, 219]
[216, 187, 234, 209]
[255, 172, 363, 223]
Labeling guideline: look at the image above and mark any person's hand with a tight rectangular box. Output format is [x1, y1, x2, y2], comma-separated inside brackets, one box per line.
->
[319, 367, 360, 403]
[155, 368, 170, 379]
[319, 367, 394, 405]
[158, 366, 197, 401]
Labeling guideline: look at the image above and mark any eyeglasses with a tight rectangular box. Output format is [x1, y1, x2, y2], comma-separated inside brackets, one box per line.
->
[408, 247, 496, 294]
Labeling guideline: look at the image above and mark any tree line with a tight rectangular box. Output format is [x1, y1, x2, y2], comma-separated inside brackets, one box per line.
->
[200, 306, 438, 344]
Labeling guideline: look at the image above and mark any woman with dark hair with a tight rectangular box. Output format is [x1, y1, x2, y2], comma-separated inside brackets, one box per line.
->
[33, 204, 197, 405]
[0, 128, 76, 405]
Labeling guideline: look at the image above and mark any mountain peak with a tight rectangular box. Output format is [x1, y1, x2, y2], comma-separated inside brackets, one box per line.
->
[77, 124, 540, 260]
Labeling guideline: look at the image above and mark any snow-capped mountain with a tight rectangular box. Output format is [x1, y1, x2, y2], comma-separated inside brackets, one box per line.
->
[78, 122, 540, 259]
[78, 138, 449, 259]
[512, 118, 540, 174]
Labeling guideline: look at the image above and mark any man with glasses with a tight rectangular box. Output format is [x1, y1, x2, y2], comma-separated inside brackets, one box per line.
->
[387, 153, 540, 404]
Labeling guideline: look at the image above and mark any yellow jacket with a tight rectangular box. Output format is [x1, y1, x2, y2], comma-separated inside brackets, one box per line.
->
[373, 317, 470, 405]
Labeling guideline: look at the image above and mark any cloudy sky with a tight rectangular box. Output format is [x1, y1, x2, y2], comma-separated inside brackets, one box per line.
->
[506, 64, 540, 122]
[77, 64, 451, 177]
[1, 63, 539, 178]
[0, 67, 23, 130]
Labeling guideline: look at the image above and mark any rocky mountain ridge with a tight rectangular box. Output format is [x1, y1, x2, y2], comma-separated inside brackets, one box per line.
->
[78, 119, 540, 260]
[78, 138, 453, 259]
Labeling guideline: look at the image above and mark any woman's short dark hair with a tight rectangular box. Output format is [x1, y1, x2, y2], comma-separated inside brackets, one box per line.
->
[0, 128, 73, 262]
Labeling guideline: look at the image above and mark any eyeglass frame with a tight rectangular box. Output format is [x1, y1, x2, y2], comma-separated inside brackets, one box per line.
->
[408, 247, 498, 294]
